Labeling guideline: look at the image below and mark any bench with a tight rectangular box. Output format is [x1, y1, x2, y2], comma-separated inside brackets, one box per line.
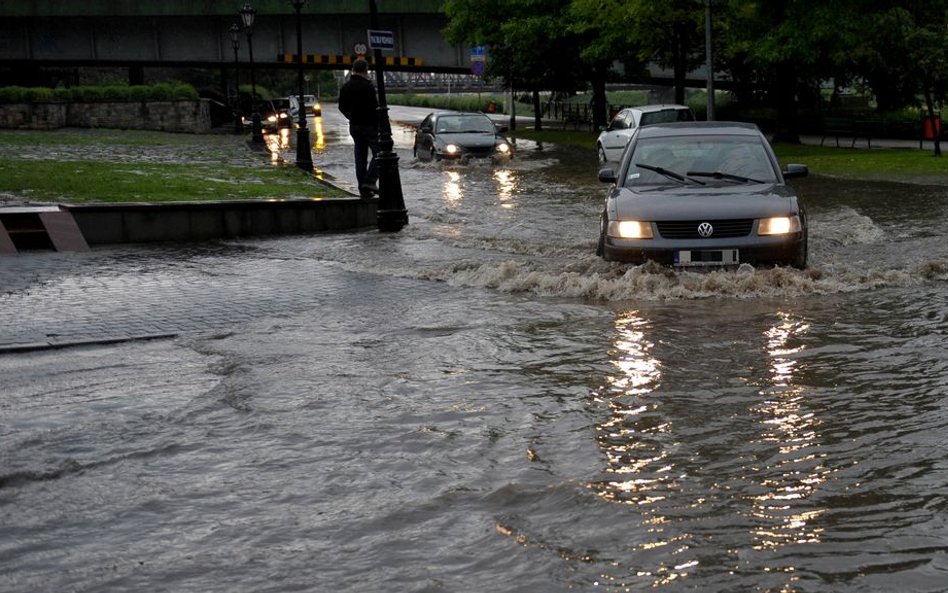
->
[821, 116, 872, 148]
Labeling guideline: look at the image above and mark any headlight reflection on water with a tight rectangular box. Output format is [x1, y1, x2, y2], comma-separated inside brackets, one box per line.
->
[588, 311, 698, 588]
[493, 169, 517, 206]
[750, 311, 827, 552]
[442, 171, 463, 205]
[266, 128, 292, 161]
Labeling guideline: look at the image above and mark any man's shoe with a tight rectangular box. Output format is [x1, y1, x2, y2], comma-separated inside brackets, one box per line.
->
[359, 182, 379, 195]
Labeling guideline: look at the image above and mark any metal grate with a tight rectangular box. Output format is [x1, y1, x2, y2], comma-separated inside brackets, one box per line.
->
[656, 219, 754, 239]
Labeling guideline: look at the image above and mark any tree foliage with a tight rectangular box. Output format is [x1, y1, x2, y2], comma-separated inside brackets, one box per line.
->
[442, 0, 948, 149]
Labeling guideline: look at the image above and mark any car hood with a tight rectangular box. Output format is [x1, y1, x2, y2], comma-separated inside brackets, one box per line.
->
[436, 132, 500, 148]
[615, 184, 800, 219]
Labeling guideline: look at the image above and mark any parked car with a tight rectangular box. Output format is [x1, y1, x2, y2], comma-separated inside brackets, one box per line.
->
[289, 94, 322, 118]
[596, 121, 809, 268]
[413, 112, 513, 162]
[596, 104, 695, 163]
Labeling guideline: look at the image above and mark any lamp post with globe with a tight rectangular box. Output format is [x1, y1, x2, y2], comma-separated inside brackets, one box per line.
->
[240, 3, 263, 145]
[229, 23, 242, 135]
[291, 0, 313, 171]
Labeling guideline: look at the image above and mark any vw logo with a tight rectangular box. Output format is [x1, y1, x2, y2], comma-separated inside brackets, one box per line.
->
[697, 222, 714, 238]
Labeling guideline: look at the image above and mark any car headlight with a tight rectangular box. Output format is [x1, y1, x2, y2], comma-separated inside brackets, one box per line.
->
[267, 115, 277, 123]
[496, 142, 511, 154]
[758, 215, 802, 236]
[608, 220, 654, 239]
[445, 144, 460, 155]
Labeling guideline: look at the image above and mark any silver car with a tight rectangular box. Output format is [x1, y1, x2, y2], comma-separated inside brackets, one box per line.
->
[596, 104, 695, 163]
[596, 122, 809, 268]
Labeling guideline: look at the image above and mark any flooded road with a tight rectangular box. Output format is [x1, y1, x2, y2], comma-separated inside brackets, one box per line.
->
[2, 107, 948, 592]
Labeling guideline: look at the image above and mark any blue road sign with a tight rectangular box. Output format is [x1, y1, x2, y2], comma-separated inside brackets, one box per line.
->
[471, 60, 486, 75]
[368, 29, 394, 51]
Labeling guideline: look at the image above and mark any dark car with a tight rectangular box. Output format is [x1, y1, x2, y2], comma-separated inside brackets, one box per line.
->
[596, 121, 809, 268]
[413, 112, 512, 162]
[262, 98, 293, 130]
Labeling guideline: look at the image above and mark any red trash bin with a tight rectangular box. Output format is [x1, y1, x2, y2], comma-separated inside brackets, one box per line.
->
[923, 115, 942, 139]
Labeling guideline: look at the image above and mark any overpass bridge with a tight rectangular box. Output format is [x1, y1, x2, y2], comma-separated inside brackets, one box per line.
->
[0, 0, 476, 75]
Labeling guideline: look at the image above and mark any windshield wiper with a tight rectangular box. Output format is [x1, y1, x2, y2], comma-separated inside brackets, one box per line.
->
[687, 170, 763, 184]
[636, 163, 705, 185]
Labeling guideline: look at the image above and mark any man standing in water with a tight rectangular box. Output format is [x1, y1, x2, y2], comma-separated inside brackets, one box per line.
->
[338, 58, 379, 199]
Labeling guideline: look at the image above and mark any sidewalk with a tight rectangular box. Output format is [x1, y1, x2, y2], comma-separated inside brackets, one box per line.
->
[0, 239, 343, 354]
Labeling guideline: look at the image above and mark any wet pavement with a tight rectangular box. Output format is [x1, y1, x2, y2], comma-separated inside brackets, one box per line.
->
[0, 242, 328, 352]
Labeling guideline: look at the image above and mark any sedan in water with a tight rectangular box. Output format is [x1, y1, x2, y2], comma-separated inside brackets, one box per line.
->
[596, 121, 809, 268]
[413, 112, 513, 162]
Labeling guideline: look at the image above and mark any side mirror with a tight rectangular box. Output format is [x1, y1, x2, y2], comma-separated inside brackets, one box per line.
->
[598, 167, 617, 183]
[783, 163, 808, 179]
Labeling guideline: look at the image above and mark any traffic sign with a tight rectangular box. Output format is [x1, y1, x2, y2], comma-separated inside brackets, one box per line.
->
[470, 46, 486, 75]
[353, 42, 367, 56]
[368, 30, 394, 51]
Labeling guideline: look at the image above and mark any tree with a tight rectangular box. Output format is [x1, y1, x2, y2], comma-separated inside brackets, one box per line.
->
[443, 0, 586, 130]
[568, 0, 649, 128]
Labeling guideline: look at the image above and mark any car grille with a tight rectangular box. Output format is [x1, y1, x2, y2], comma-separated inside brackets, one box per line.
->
[464, 146, 495, 157]
[656, 219, 754, 239]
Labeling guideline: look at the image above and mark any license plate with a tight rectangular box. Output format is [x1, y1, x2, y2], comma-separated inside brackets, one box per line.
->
[674, 249, 739, 267]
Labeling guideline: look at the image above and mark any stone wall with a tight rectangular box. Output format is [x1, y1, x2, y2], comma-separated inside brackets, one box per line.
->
[0, 100, 212, 132]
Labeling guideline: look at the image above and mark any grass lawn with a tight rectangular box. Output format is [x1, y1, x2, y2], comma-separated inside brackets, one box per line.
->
[510, 127, 948, 183]
[0, 129, 348, 203]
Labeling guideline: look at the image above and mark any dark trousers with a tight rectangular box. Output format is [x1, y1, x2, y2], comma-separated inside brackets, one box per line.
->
[349, 123, 379, 191]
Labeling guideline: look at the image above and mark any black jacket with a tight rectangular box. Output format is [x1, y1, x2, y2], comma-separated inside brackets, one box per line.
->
[338, 75, 378, 128]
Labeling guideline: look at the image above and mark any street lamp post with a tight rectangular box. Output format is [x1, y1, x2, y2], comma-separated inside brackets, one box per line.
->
[368, 0, 408, 232]
[240, 3, 264, 144]
[291, 0, 313, 171]
[229, 23, 242, 135]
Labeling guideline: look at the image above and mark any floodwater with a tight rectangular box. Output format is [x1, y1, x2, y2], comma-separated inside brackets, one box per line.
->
[2, 107, 948, 592]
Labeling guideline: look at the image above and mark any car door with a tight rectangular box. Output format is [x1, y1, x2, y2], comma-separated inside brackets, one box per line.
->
[415, 114, 434, 158]
[601, 110, 634, 162]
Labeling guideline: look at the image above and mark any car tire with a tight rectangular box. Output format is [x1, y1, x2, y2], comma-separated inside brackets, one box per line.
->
[790, 237, 808, 269]
[597, 144, 607, 165]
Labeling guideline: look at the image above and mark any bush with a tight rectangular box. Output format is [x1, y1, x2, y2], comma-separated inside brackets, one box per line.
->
[0, 83, 201, 103]
[387, 92, 507, 114]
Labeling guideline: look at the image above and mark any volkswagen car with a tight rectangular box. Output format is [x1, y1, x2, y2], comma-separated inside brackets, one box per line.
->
[413, 112, 512, 162]
[596, 122, 809, 268]
[596, 104, 695, 163]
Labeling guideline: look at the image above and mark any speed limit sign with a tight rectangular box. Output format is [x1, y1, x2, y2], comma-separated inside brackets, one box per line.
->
[353, 42, 367, 56]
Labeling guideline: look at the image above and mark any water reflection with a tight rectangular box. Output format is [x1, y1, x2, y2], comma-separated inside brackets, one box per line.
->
[265, 128, 292, 162]
[442, 171, 463, 205]
[588, 311, 701, 587]
[493, 169, 517, 207]
[590, 311, 668, 506]
[750, 311, 827, 552]
[311, 117, 326, 152]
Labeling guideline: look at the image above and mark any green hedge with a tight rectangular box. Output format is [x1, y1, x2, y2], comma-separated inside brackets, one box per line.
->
[0, 83, 199, 103]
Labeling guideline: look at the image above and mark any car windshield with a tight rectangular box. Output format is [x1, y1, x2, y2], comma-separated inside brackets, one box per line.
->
[436, 115, 495, 134]
[626, 135, 778, 186]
